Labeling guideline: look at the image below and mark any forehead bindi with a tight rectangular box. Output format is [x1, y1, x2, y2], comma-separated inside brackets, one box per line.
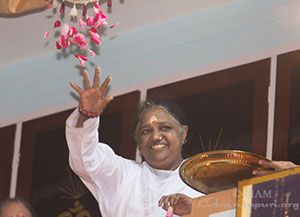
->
[141, 108, 177, 126]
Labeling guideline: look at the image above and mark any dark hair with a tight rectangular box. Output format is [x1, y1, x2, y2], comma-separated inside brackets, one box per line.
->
[0, 197, 37, 217]
[134, 95, 188, 140]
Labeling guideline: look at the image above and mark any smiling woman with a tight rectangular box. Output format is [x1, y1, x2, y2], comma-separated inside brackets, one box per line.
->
[66, 66, 204, 217]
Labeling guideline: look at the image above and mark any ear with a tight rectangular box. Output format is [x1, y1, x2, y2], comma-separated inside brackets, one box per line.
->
[182, 125, 189, 144]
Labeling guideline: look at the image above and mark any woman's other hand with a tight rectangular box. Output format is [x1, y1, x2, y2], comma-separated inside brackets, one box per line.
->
[252, 160, 297, 176]
[158, 193, 192, 216]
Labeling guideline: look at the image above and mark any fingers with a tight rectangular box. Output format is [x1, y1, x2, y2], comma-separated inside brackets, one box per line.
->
[83, 69, 91, 89]
[99, 76, 112, 93]
[158, 194, 180, 209]
[92, 66, 100, 88]
[70, 82, 83, 94]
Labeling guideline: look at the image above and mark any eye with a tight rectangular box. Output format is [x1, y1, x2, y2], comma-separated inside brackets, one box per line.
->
[141, 129, 151, 135]
[160, 126, 171, 131]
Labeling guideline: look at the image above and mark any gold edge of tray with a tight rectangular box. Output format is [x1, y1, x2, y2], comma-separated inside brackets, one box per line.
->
[179, 150, 273, 194]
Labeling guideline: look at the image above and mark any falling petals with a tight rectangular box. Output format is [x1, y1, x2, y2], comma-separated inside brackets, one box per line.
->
[74, 33, 88, 49]
[60, 1, 65, 14]
[88, 49, 95, 57]
[107, 0, 112, 7]
[86, 17, 94, 26]
[89, 27, 97, 35]
[78, 16, 87, 28]
[43, 31, 49, 40]
[61, 35, 68, 48]
[54, 20, 61, 28]
[90, 33, 101, 45]
[61, 24, 70, 37]
[56, 41, 62, 49]
[94, 1, 100, 13]
[75, 54, 88, 66]
[82, 4, 87, 17]
[109, 22, 119, 29]
[68, 27, 78, 37]
[75, 54, 88, 61]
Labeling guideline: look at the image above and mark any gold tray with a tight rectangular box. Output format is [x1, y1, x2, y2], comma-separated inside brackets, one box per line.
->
[179, 150, 273, 194]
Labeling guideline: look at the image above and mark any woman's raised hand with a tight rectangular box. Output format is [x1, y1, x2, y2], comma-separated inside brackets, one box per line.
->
[70, 66, 113, 125]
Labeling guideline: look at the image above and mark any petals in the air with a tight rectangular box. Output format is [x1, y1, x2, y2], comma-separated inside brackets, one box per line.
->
[54, 20, 61, 28]
[43, 31, 49, 39]
[88, 49, 95, 57]
[56, 41, 62, 49]
[78, 16, 87, 28]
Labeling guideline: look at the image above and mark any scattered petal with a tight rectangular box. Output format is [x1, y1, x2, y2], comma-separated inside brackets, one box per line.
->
[86, 17, 94, 26]
[88, 49, 95, 57]
[43, 31, 49, 40]
[82, 3, 87, 17]
[68, 27, 78, 37]
[75, 54, 88, 66]
[75, 54, 88, 61]
[74, 33, 88, 49]
[109, 22, 119, 29]
[89, 27, 97, 35]
[107, 0, 112, 7]
[78, 16, 87, 28]
[61, 24, 70, 37]
[54, 20, 61, 28]
[60, 1, 65, 14]
[90, 33, 101, 45]
[69, 37, 77, 44]
[56, 41, 62, 49]
[61, 35, 68, 48]
[94, 1, 100, 13]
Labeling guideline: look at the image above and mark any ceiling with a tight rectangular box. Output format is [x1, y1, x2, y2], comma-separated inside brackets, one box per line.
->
[0, 0, 236, 67]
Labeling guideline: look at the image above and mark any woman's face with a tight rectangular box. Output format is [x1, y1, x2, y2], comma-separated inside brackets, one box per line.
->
[136, 107, 188, 170]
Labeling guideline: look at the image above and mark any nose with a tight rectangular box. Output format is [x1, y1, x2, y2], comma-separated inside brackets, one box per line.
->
[152, 129, 163, 141]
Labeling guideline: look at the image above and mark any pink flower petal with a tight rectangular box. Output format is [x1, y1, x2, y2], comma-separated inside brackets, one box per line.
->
[89, 27, 97, 35]
[61, 24, 70, 37]
[69, 37, 77, 44]
[68, 27, 78, 37]
[54, 20, 61, 28]
[86, 17, 94, 26]
[109, 22, 119, 29]
[94, 1, 100, 9]
[79, 58, 86, 66]
[43, 31, 49, 40]
[75, 54, 88, 61]
[60, 2, 65, 14]
[91, 34, 101, 45]
[56, 41, 62, 49]
[61, 35, 68, 48]
[88, 49, 95, 57]
[78, 16, 87, 28]
[107, 0, 112, 7]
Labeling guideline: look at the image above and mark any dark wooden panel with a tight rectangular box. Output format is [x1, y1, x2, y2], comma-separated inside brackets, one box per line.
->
[16, 90, 140, 217]
[0, 124, 16, 201]
[274, 49, 300, 163]
[147, 59, 270, 157]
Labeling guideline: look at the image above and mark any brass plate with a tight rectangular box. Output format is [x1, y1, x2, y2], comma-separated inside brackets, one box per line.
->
[179, 150, 273, 194]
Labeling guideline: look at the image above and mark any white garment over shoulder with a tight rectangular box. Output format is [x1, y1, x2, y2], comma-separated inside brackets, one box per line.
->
[66, 109, 204, 217]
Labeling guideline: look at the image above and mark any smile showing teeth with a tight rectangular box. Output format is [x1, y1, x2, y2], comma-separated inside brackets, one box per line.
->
[151, 144, 166, 150]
